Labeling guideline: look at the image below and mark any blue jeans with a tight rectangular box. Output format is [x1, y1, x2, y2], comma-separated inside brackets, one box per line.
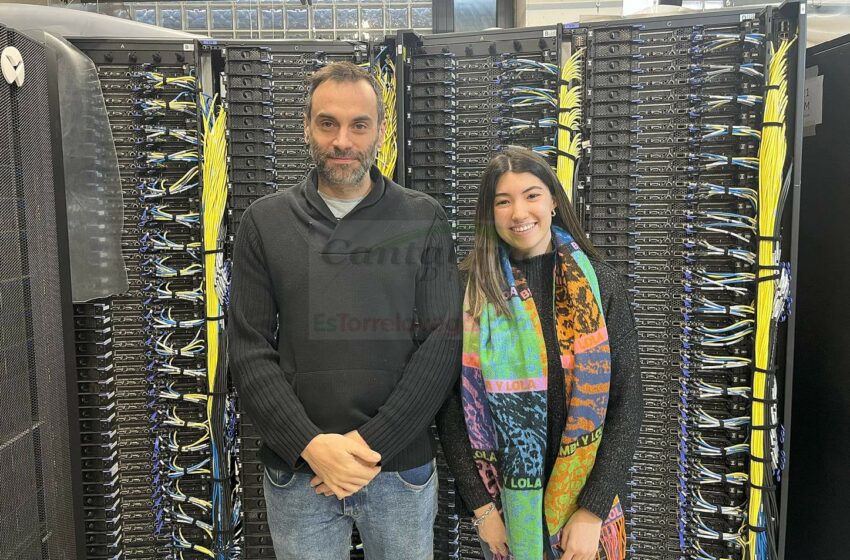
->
[264, 460, 438, 559]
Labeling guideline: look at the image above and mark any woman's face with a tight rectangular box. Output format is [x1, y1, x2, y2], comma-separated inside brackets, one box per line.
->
[492, 171, 557, 259]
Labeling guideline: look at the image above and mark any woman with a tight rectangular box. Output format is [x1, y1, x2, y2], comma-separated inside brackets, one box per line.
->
[436, 147, 642, 560]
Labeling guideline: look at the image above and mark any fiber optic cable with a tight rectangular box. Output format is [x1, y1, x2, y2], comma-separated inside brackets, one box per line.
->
[200, 94, 234, 559]
[557, 48, 584, 201]
[748, 37, 794, 560]
[374, 56, 397, 178]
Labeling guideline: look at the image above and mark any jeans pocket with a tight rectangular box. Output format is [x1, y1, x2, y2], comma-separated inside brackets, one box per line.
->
[264, 464, 297, 489]
[395, 460, 436, 490]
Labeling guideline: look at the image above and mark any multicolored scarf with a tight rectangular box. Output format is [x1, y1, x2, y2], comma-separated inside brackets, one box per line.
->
[461, 226, 625, 559]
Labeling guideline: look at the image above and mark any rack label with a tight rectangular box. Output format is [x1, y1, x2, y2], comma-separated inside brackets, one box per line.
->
[803, 71, 823, 135]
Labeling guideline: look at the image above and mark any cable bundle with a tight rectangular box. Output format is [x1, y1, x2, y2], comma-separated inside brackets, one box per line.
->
[495, 55, 560, 168]
[689, 62, 764, 84]
[373, 51, 398, 179]
[139, 125, 199, 145]
[503, 85, 557, 108]
[135, 95, 197, 117]
[138, 168, 200, 200]
[497, 57, 559, 77]
[199, 94, 239, 559]
[690, 31, 766, 54]
[747, 36, 794, 560]
[556, 48, 584, 200]
[134, 70, 197, 92]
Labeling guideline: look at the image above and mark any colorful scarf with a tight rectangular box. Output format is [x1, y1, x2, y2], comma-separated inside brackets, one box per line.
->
[461, 226, 625, 559]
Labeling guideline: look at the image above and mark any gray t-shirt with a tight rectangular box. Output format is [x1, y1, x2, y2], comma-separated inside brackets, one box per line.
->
[317, 189, 366, 220]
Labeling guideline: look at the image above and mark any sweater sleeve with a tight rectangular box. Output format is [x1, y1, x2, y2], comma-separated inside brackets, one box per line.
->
[435, 380, 493, 512]
[228, 208, 322, 468]
[577, 269, 643, 520]
[357, 209, 463, 463]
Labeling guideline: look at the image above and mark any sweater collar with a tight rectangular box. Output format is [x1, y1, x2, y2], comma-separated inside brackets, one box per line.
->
[304, 165, 386, 222]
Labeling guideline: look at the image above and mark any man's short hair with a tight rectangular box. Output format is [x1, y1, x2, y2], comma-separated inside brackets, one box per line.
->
[304, 62, 385, 125]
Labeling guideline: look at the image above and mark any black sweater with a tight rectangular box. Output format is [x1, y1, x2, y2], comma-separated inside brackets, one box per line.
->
[229, 167, 462, 473]
[435, 253, 642, 521]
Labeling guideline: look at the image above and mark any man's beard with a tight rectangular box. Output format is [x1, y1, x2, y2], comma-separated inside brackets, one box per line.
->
[308, 135, 380, 190]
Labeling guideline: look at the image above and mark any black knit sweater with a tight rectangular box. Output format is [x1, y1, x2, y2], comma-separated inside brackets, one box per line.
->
[229, 167, 462, 474]
[435, 252, 642, 522]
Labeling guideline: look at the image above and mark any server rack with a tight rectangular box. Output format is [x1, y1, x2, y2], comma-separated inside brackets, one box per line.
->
[70, 38, 215, 560]
[576, 6, 804, 559]
[0, 23, 82, 560]
[399, 3, 804, 559]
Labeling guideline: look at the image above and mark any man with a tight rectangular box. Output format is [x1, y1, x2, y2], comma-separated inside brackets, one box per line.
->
[229, 61, 462, 559]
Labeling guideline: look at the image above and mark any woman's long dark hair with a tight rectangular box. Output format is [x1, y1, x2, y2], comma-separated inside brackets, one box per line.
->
[460, 147, 600, 318]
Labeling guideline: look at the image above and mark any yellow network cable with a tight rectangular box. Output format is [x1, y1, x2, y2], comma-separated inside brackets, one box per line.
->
[143, 71, 196, 89]
[748, 37, 794, 560]
[200, 94, 227, 443]
[557, 48, 585, 200]
[375, 58, 398, 178]
[199, 95, 228, 560]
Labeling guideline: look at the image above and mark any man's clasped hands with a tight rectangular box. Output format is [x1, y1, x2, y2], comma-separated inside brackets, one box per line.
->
[301, 431, 381, 499]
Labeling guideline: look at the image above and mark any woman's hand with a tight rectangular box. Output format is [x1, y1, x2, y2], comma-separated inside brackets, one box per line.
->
[474, 503, 509, 557]
[558, 507, 603, 560]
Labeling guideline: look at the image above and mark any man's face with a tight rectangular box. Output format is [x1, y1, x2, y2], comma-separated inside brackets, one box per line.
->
[305, 79, 386, 190]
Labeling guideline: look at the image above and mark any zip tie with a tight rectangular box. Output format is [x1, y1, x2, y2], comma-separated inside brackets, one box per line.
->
[556, 150, 579, 162]
[557, 124, 581, 133]
[749, 480, 776, 491]
[748, 453, 769, 464]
